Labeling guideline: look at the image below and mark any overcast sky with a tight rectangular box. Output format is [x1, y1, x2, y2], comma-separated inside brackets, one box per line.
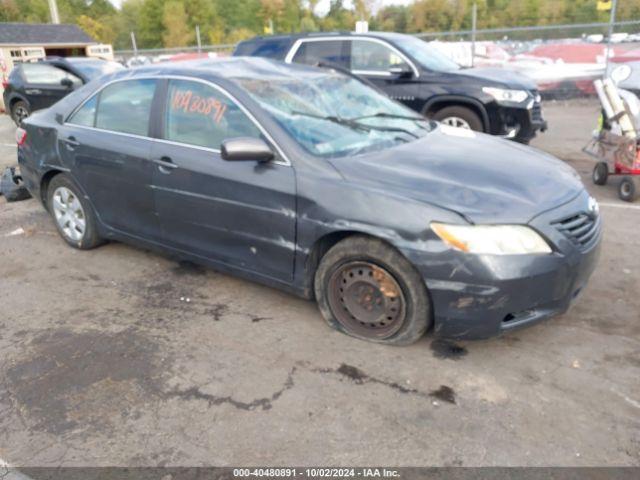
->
[107, 0, 413, 16]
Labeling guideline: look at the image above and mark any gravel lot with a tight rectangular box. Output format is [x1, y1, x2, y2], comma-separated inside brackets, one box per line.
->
[0, 100, 639, 467]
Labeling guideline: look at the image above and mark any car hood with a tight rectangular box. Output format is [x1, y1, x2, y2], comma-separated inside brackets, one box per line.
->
[329, 125, 584, 224]
[456, 67, 538, 90]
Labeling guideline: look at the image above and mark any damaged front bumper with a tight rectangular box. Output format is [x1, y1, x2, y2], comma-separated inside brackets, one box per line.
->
[401, 191, 602, 340]
[492, 98, 548, 143]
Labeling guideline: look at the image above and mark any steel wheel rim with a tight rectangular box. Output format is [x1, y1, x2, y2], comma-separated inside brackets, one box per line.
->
[14, 105, 29, 123]
[441, 116, 471, 129]
[327, 261, 407, 339]
[52, 187, 86, 242]
[621, 182, 632, 196]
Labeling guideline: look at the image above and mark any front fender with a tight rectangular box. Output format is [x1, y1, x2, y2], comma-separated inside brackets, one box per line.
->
[422, 95, 491, 132]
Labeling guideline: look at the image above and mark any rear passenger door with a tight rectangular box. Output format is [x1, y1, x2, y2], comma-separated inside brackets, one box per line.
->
[149, 79, 297, 282]
[19, 63, 82, 111]
[61, 78, 161, 239]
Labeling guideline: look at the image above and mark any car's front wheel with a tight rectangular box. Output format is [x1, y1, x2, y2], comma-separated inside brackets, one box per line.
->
[47, 174, 103, 249]
[314, 236, 431, 345]
[11, 100, 30, 126]
[430, 106, 484, 132]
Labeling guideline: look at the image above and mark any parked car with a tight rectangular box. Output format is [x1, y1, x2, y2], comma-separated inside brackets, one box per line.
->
[3, 56, 123, 125]
[234, 32, 548, 143]
[16, 58, 600, 344]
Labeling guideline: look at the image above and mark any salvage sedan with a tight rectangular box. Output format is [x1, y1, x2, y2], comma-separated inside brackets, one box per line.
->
[16, 58, 601, 345]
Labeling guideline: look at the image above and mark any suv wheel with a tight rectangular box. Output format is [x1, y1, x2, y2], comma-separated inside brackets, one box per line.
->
[11, 100, 30, 126]
[314, 235, 431, 346]
[431, 106, 483, 132]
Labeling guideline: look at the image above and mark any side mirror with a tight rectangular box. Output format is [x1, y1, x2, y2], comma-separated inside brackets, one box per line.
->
[389, 66, 413, 78]
[61, 77, 74, 89]
[221, 137, 274, 163]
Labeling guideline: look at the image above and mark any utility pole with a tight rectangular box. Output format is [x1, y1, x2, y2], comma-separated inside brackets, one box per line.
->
[130, 32, 138, 57]
[196, 25, 202, 53]
[471, 2, 477, 68]
[47, 0, 60, 24]
[605, 0, 618, 76]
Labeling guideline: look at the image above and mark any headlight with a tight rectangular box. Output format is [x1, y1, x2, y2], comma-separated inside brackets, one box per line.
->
[431, 223, 552, 255]
[611, 65, 631, 84]
[482, 87, 529, 104]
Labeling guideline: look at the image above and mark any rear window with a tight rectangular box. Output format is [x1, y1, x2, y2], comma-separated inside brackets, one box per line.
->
[235, 39, 291, 59]
[291, 40, 348, 68]
[94, 79, 157, 136]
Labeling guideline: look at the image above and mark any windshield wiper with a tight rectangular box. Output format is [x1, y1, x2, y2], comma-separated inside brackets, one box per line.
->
[290, 110, 419, 139]
[351, 112, 426, 122]
[350, 112, 428, 135]
[290, 110, 370, 133]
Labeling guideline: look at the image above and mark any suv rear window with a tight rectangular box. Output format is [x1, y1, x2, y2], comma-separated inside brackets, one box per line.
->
[291, 40, 348, 68]
[235, 38, 291, 59]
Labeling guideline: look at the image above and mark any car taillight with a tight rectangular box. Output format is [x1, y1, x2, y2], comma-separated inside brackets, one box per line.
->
[16, 127, 27, 146]
[1, 79, 8, 89]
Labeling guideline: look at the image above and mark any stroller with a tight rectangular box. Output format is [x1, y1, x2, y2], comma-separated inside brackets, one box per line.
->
[583, 78, 640, 202]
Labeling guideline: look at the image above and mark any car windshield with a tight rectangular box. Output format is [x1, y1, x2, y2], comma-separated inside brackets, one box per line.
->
[68, 59, 124, 79]
[237, 73, 431, 158]
[393, 36, 460, 72]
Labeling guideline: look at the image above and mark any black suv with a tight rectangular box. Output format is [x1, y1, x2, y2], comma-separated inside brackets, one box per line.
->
[235, 32, 547, 143]
[3, 57, 123, 125]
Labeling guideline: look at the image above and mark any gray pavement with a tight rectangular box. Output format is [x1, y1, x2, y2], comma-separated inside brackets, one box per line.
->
[0, 100, 638, 467]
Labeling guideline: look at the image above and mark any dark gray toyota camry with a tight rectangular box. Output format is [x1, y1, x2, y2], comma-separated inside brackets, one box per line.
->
[16, 57, 601, 345]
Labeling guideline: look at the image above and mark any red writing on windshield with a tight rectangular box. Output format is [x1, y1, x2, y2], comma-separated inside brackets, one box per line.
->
[171, 90, 227, 124]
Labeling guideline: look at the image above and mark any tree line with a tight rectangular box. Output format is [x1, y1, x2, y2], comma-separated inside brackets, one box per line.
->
[2, 0, 640, 50]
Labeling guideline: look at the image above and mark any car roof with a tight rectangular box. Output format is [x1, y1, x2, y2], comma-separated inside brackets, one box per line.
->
[119, 56, 337, 84]
[242, 31, 409, 43]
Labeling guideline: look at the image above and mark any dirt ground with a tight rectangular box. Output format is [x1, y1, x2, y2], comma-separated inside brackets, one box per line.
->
[0, 100, 639, 467]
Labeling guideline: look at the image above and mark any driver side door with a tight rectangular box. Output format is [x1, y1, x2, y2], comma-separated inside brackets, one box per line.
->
[347, 39, 423, 113]
[150, 78, 297, 283]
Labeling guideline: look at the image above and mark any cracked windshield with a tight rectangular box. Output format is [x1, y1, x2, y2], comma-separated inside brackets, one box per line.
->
[239, 74, 431, 158]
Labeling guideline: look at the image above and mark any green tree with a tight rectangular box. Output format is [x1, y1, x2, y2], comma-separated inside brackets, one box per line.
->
[77, 13, 116, 43]
[138, 0, 166, 48]
[162, 0, 194, 47]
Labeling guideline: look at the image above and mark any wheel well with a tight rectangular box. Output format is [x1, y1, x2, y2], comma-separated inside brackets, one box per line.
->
[305, 230, 404, 299]
[40, 169, 63, 208]
[9, 97, 26, 111]
[304, 231, 362, 298]
[424, 100, 487, 132]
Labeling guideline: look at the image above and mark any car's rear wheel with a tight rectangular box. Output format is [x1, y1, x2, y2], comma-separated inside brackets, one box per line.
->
[592, 162, 608, 186]
[47, 174, 103, 249]
[11, 100, 30, 126]
[314, 236, 430, 345]
[431, 106, 484, 132]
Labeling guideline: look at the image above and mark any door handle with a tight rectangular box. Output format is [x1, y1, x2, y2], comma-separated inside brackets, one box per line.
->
[61, 136, 80, 149]
[153, 156, 178, 173]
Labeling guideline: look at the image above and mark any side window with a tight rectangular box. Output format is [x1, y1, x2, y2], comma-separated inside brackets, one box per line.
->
[164, 79, 261, 150]
[95, 79, 156, 136]
[68, 94, 98, 127]
[291, 40, 348, 68]
[21, 64, 82, 87]
[351, 40, 409, 72]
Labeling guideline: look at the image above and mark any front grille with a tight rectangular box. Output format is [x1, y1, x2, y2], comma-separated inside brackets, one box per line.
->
[553, 213, 601, 248]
